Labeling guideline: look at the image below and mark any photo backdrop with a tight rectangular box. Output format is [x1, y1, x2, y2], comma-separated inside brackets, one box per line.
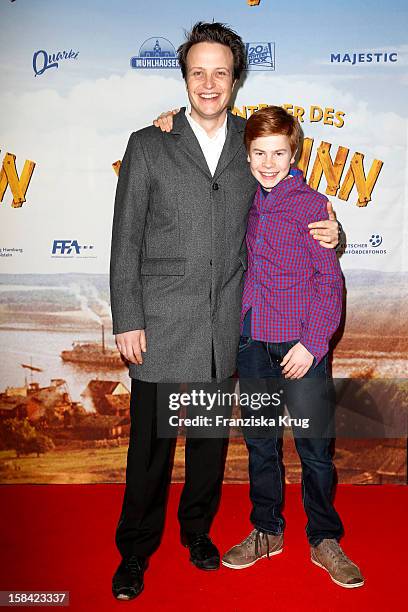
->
[0, 0, 407, 485]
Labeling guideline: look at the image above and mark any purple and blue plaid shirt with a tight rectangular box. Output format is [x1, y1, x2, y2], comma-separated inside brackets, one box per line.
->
[241, 168, 343, 365]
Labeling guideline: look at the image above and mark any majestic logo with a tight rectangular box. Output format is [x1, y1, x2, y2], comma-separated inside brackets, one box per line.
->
[369, 234, 383, 247]
[33, 49, 79, 76]
[0, 150, 35, 208]
[130, 37, 179, 69]
[331, 52, 397, 65]
[51, 240, 95, 257]
[245, 42, 275, 70]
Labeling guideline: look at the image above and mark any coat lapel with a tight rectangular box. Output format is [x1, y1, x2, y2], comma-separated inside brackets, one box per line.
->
[171, 108, 245, 181]
[213, 111, 245, 182]
[171, 109, 212, 179]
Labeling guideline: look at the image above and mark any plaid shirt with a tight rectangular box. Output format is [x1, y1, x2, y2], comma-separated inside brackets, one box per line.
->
[241, 169, 343, 364]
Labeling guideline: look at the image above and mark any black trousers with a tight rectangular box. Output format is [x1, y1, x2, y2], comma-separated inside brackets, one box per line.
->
[115, 379, 229, 559]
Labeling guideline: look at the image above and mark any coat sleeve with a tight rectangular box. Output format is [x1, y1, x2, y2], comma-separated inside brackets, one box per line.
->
[109, 132, 150, 335]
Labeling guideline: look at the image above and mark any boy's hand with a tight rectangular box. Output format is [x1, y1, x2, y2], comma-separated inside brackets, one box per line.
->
[280, 342, 314, 379]
[115, 330, 147, 365]
[308, 201, 339, 249]
[153, 108, 180, 132]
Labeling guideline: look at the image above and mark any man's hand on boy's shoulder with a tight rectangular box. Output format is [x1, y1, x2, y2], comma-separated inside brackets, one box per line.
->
[280, 342, 314, 379]
[308, 201, 339, 249]
[153, 108, 180, 132]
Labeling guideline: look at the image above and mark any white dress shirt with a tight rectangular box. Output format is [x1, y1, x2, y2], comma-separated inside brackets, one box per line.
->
[185, 109, 227, 176]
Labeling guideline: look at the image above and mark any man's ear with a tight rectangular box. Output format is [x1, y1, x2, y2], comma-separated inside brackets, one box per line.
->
[247, 154, 250, 163]
[232, 79, 237, 90]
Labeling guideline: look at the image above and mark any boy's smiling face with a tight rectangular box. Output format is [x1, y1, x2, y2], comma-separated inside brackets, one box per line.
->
[247, 134, 296, 191]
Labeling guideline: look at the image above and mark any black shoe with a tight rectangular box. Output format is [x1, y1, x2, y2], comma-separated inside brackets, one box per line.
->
[112, 555, 146, 600]
[182, 533, 220, 571]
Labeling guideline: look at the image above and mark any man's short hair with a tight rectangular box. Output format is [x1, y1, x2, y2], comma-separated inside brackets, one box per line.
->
[244, 106, 302, 154]
[177, 21, 247, 82]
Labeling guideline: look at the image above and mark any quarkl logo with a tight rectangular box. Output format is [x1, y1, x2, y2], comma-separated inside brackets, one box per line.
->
[52, 240, 95, 257]
[33, 49, 79, 76]
[369, 234, 383, 247]
[130, 37, 179, 69]
[245, 42, 275, 70]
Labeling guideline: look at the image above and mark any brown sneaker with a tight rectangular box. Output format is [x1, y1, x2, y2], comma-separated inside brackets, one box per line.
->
[222, 529, 283, 569]
[311, 539, 364, 588]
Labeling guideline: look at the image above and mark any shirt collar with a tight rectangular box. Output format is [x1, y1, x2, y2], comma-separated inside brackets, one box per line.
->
[259, 167, 303, 197]
[185, 107, 228, 141]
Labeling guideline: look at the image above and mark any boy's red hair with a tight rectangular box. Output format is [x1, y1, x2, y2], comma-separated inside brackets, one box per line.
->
[244, 105, 302, 154]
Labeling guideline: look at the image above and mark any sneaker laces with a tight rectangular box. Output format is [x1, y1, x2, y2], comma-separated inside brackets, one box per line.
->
[323, 540, 353, 568]
[243, 529, 271, 558]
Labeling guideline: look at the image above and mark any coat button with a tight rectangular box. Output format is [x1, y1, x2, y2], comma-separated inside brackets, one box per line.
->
[212, 183, 219, 191]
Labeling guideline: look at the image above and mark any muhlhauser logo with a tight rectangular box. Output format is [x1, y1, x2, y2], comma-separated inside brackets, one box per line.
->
[331, 51, 397, 65]
[130, 37, 179, 69]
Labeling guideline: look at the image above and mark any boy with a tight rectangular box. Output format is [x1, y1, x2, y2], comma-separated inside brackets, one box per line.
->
[221, 106, 364, 588]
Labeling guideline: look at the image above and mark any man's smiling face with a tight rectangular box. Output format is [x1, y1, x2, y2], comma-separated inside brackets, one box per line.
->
[185, 42, 235, 124]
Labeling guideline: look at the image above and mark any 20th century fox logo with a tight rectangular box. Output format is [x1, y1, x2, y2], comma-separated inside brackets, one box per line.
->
[246, 42, 275, 70]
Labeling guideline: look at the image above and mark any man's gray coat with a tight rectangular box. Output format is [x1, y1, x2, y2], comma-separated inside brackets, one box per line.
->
[110, 109, 257, 382]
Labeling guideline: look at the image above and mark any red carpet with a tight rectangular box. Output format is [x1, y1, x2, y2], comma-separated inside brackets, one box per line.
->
[0, 484, 405, 611]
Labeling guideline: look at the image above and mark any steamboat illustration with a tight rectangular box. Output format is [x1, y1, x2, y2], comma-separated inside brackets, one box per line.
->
[60, 325, 124, 368]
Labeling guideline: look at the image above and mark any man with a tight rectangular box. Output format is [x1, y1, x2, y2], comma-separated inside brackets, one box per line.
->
[109, 21, 339, 601]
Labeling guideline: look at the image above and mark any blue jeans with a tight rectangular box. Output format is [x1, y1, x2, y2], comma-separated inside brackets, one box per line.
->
[237, 337, 344, 546]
